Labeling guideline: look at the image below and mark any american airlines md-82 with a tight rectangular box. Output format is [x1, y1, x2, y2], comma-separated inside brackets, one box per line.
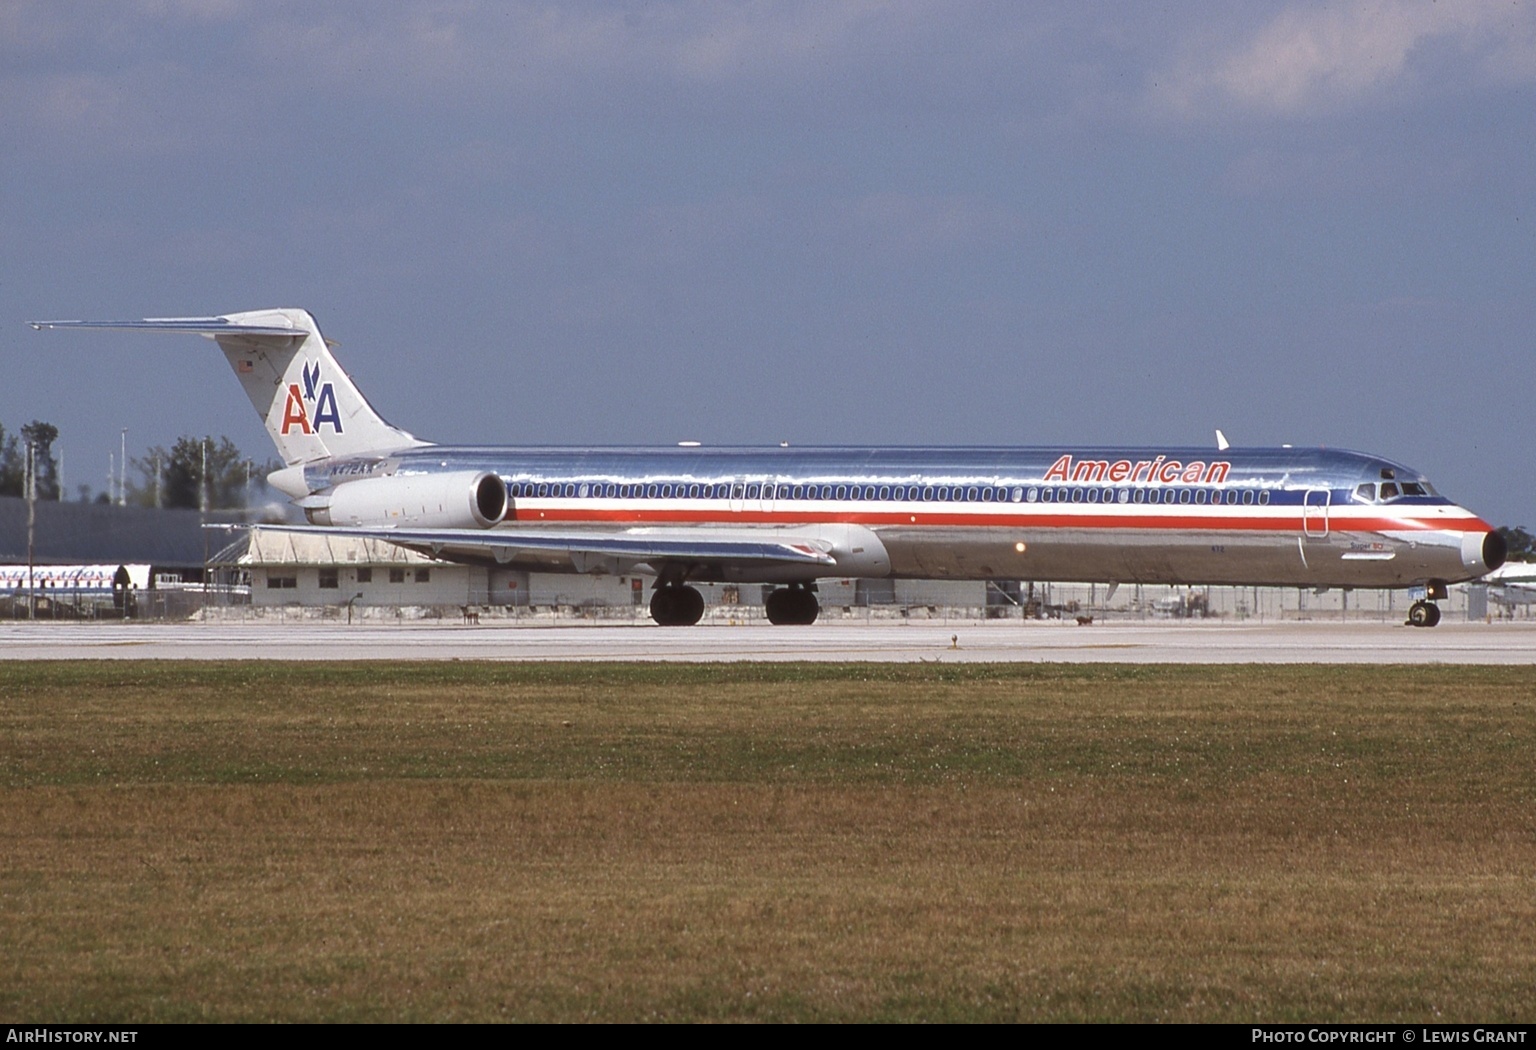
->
[33, 309, 1505, 627]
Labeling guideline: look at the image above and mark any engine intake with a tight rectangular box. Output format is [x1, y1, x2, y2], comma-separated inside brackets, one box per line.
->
[306, 471, 507, 529]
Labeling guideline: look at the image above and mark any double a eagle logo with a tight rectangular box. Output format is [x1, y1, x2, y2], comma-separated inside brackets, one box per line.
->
[279, 360, 344, 435]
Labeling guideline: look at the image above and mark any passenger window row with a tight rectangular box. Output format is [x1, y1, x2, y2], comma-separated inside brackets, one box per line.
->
[507, 480, 1274, 505]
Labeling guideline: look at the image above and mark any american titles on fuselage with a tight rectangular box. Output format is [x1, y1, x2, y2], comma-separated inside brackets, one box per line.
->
[1044, 454, 1229, 485]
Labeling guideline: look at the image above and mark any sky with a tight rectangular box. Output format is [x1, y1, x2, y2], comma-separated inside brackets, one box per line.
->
[2, 1, 1533, 527]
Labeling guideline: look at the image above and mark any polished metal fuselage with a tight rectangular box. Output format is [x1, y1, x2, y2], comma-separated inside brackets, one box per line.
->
[302, 444, 1498, 589]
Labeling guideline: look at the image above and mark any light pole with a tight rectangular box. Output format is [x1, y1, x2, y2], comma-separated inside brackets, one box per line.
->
[25, 442, 35, 620]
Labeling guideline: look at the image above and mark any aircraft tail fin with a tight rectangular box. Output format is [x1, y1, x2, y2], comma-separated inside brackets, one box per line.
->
[31, 309, 426, 466]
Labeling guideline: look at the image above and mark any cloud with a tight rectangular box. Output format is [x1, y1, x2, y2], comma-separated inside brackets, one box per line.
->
[1152, 0, 1536, 120]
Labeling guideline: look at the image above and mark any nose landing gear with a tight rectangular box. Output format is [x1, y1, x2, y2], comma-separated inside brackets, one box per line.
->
[1407, 601, 1442, 628]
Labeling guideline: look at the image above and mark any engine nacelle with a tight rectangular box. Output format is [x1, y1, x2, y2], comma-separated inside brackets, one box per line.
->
[306, 470, 508, 529]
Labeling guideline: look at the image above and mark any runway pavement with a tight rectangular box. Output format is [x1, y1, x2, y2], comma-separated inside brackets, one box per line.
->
[0, 618, 1532, 662]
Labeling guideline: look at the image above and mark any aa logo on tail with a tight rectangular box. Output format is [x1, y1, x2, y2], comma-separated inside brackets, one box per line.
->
[280, 360, 344, 435]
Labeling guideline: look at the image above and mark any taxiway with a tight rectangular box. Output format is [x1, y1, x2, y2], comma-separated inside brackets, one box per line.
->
[0, 619, 1531, 663]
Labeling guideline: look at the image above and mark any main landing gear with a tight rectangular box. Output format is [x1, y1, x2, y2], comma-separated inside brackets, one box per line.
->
[765, 584, 819, 626]
[650, 584, 705, 626]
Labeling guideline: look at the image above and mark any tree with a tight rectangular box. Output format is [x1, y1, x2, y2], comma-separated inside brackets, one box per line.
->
[0, 427, 19, 497]
[130, 436, 272, 510]
[20, 422, 60, 500]
[0, 421, 61, 499]
[1496, 526, 1535, 563]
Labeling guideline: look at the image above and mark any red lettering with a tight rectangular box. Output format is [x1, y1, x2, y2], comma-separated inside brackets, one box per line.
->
[280, 384, 312, 435]
[1181, 461, 1205, 483]
[1132, 461, 1151, 482]
[1109, 460, 1132, 482]
[1044, 454, 1071, 482]
[1158, 460, 1182, 483]
[1072, 460, 1109, 482]
[1204, 461, 1231, 483]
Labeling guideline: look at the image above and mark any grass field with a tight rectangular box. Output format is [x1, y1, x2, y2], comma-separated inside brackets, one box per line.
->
[1, 662, 1533, 1022]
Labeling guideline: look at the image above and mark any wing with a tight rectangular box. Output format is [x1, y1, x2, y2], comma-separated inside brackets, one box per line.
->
[250, 523, 867, 580]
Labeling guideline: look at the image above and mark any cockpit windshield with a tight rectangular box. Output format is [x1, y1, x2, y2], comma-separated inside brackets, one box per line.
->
[1353, 478, 1437, 503]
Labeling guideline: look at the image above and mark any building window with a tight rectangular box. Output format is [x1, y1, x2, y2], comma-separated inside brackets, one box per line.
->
[318, 568, 339, 589]
[266, 575, 297, 589]
[415, 568, 431, 583]
[356, 568, 373, 583]
[389, 568, 406, 584]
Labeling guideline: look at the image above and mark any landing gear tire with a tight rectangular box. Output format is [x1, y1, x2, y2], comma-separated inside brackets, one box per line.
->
[765, 586, 819, 625]
[1407, 601, 1442, 628]
[650, 585, 705, 626]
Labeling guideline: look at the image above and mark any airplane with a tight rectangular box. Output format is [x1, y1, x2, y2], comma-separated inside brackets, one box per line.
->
[32, 308, 1506, 628]
[1480, 561, 1536, 607]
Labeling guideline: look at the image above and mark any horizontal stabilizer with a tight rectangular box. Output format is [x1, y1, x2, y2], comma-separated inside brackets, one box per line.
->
[30, 317, 308, 338]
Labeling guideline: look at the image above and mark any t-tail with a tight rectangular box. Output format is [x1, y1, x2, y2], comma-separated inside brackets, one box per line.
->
[30, 309, 426, 467]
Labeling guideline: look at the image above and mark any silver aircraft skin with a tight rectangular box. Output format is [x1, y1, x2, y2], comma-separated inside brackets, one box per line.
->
[34, 308, 1505, 627]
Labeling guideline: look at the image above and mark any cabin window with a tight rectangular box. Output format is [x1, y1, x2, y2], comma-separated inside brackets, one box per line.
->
[1380, 482, 1400, 500]
[1242, 490, 1254, 505]
[1258, 492, 1270, 505]
[1178, 489, 1191, 504]
[578, 483, 590, 498]
[1355, 483, 1375, 503]
[536, 483, 549, 498]
[1401, 482, 1426, 497]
